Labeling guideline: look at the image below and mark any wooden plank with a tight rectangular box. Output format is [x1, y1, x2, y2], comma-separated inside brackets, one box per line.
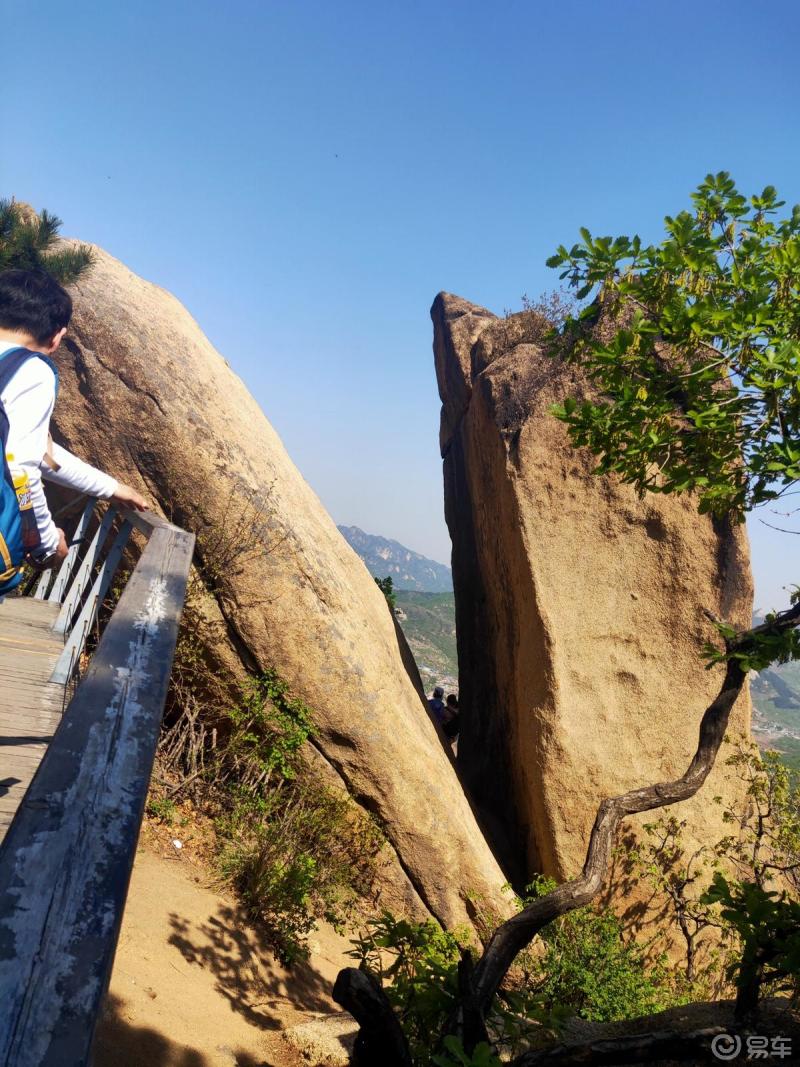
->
[0, 599, 66, 845]
[0, 522, 194, 1067]
[0, 710, 61, 726]
[0, 599, 60, 624]
[0, 750, 52, 768]
[124, 508, 178, 537]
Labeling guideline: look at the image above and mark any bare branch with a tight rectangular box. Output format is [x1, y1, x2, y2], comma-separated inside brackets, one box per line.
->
[758, 518, 800, 535]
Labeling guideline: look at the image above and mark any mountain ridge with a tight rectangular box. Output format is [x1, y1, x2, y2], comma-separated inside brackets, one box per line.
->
[338, 525, 452, 592]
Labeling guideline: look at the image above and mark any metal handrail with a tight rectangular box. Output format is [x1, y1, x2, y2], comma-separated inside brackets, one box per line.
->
[0, 502, 194, 1067]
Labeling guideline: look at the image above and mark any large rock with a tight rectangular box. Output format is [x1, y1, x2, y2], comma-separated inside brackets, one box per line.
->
[432, 292, 753, 884]
[48, 245, 511, 928]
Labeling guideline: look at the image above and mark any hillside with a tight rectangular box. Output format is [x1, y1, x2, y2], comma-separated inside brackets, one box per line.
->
[751, 662, 800, 771]
[394, 591, 458, 693]
[338, 525, 452, 592]
[748, 613, 800, 770]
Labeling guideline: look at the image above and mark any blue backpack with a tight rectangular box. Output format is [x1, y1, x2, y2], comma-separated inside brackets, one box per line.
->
[0, 346, 58, 594]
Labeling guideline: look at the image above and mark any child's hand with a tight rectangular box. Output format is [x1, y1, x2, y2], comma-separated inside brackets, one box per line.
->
[112, 482, 148, 511]
[55, 528, 69, 560]
[31, 529, 69, 569]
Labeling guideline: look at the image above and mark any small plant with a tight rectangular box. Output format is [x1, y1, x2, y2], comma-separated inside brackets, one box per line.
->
[520, 877, 682, 1024]
[220, 670, 314, 791]
[147, 794, 178, 824]
[621, 741, 800, 1021]
[714, 743, 800, 893]
[214, 671, 383, 961]
[375, 574, 397, 610]
[218, 781, 383, 962]
[519, 288, 577, 327]
[624, 816, 727, 994]
[702, 873, 800, 1021]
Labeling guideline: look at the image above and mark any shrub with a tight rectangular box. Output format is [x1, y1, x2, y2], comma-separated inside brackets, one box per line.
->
[347, 893, 681, 1064]
[146, 795, 178, 824]
[349, 913, 470, 1061]
[214, 673, 383, 961]
[375, 574, 397, 610]
[522, 877, 680, 1022]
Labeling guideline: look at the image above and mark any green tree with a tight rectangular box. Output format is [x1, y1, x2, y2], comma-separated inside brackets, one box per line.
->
[0, 198, 94, 283]
[548, 172, 800, 520]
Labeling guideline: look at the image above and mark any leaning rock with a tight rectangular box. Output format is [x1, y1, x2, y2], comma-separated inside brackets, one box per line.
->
[433, 292, 752, 883]
[48, 244, 511, 929]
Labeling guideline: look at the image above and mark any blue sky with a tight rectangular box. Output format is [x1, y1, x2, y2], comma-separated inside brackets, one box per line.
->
[2, 0, 798, 608]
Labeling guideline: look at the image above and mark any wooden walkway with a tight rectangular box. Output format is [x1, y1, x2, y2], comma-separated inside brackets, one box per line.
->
[0, 598, 65, 842]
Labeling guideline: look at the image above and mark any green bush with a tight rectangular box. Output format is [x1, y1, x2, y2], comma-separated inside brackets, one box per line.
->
[349, 913, 469, 1061]
[375, 574, 397, 610]
[220, 669, 314, 790]
[146, 795, 178, 824]
[349, 887, 687, 1063]
[522, 878, 680, 1022]
[214, 673, 383, 962]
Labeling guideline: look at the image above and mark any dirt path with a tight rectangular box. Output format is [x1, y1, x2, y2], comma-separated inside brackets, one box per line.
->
[93, 844, 355, 1067]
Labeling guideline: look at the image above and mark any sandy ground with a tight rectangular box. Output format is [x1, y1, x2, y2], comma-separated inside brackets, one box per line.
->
[93, 844, 355, 1067]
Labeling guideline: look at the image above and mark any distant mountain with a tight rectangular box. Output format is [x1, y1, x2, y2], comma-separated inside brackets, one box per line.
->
[751, 662, 800, 772]
[338, 526, 452, 593]
[749, 612, 800, 771]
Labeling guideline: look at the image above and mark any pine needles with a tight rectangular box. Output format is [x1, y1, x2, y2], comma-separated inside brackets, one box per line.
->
[0, 198, 94, 283]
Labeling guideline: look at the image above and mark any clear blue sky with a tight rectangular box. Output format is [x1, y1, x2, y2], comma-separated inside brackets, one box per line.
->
[2, 0, 797, 609]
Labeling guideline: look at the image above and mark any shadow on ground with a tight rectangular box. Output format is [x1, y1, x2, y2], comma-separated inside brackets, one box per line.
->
[93, 993, 283, 1067]
[167, 904, 335, 1030]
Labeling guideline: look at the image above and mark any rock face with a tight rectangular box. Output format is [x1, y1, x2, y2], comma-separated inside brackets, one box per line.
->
[48, 245, 511, 928]
[432, 293, 753, 884]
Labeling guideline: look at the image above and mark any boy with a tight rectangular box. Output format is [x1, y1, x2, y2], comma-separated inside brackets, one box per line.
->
[0, 269, 146, 568]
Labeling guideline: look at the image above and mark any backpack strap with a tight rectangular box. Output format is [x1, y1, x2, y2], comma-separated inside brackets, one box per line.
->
[0, 347, 59, 488]
[0, 346, 59, 394]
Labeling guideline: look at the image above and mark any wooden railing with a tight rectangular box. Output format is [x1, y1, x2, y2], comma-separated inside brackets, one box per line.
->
[0, 501, 194, 1067]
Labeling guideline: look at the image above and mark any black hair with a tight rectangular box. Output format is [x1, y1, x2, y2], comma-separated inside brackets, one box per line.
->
[446, 694, 459, 708]
[0, 269, 72, 345]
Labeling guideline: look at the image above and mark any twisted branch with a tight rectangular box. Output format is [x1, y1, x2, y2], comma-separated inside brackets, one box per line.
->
[470, 603, 800, 1016]
[471, 657, 745, 1012]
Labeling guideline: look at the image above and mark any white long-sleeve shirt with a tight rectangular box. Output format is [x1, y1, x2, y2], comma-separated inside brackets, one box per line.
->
[0, 341, 117, 555]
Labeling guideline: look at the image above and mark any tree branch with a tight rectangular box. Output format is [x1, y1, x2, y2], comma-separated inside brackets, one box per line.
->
[471, 657, 747, 1014]
[332, 968, 412, 1067]
[511, 1025, 734, 1066]
[469, 591, 800, 1020]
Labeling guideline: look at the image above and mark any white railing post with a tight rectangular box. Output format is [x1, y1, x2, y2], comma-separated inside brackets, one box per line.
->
[50, 520, 133, 687]
[52, 507, 117, 636]
[36, 499, 98, 603]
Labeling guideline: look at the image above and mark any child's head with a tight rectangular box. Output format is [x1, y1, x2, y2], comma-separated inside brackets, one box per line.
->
[0, 269, 72, 352]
